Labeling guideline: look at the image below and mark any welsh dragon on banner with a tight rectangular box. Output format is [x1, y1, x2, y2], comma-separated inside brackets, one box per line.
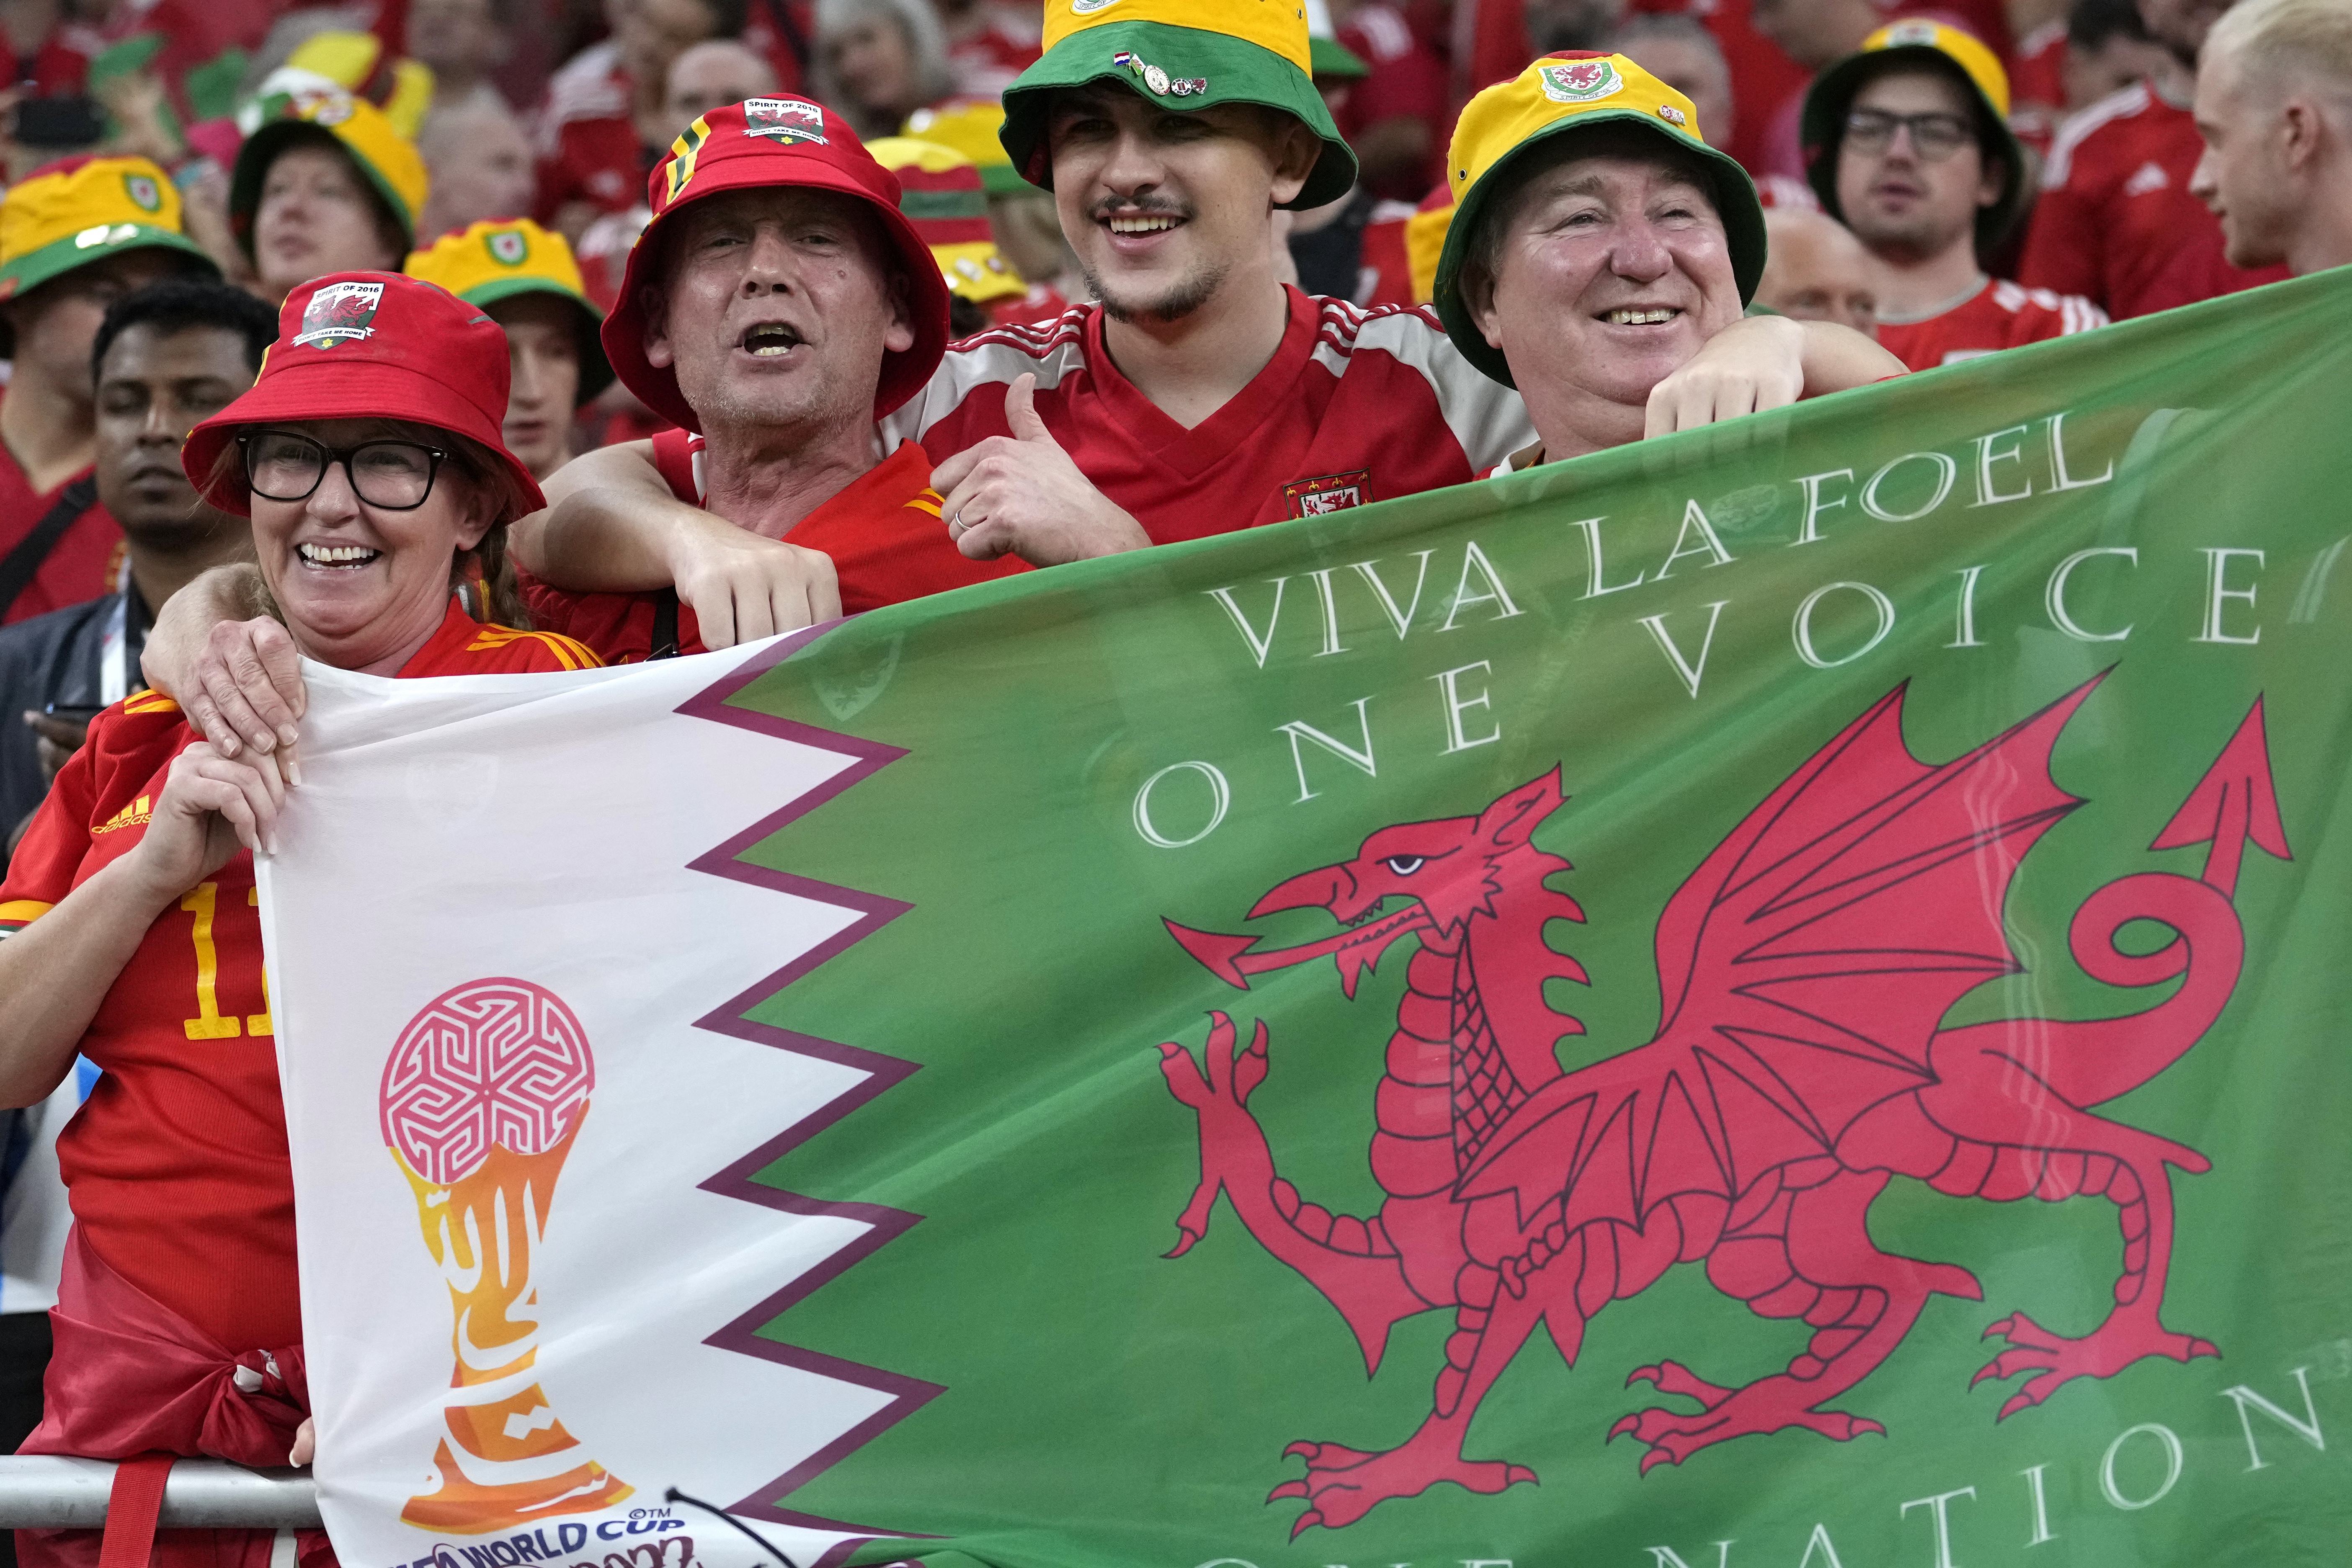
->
[262, 271, 2352, 1568]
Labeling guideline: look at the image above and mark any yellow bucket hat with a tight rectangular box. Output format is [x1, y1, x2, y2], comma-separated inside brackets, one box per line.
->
[230, 88, 431, 260]
[0, 155, 216, 314]
[1801, 21, 2027, 250]
[999, 0, 1358, 211]
[1432, 51, 1766, 387]
[902, 101, 1031, 195]
[404, 219, 615, 404]
[869, 137, 1029, 307]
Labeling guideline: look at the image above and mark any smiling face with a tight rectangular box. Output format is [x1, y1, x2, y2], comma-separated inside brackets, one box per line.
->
[489, 294, 583, 480]
[95, 322, 256, 540]
[1045, 84, 1318, 324]
[247, 418, 496, 673]
[640, 186, 915, 440]
[1464, 137, 1744, 457]
[1834, 67, 2001, 266]
[255, 141, 406, 302]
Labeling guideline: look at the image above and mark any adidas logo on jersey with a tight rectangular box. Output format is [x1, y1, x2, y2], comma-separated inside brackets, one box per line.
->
[2124, 160, 2169, 196]
[94, 794, 153, 835]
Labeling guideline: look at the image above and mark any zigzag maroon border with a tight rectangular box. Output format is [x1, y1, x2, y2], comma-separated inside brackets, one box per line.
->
[675, 624, 945, 1567]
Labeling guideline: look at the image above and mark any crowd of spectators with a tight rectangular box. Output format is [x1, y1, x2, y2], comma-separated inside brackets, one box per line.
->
[0, 0, 2341, 1556]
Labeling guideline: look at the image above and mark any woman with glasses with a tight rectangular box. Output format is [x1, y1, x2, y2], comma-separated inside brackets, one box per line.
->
[0, 272, 598, 1568]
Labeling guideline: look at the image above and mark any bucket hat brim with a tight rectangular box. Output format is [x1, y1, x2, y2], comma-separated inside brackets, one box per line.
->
[1000, 21, 1359, 211]
[462, 276, 618, 406]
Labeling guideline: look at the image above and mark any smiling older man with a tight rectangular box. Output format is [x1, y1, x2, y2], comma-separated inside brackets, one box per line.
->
[1437, 51, 1904, 472]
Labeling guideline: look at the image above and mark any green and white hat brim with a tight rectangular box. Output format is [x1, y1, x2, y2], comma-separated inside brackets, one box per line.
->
[459, 276, 616, 406]
[0, 223, 216, 299]
[1001, 21, 1359, 211]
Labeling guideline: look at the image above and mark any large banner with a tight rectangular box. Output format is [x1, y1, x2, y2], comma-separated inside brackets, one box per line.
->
[264, 270, 2352, 1568]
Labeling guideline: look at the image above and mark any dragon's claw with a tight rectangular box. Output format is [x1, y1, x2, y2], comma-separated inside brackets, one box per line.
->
[1163, 1226, 1202, 1261]
[1271, 1435, 1534, 1533]
[1974, 1310, 2224, 1418]
[1611, 1376, 1886, 1471]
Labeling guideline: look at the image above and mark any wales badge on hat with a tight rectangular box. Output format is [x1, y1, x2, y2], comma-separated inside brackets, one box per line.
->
[294, 279, 387, 349]
[741, 97, 828, 145]
[1540, 57, 1623, 103]
[488, 228, 529, 266]
[124, 173, 162, 213]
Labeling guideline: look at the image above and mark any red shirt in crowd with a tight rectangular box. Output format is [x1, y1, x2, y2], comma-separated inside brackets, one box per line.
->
[0, 602, 599, 1354]
[0, 400, 122, 627]
[520, 437, 1026, 661]
[2019, 81, 2288, 318]
[1873, 277, 2108, 371]
[886, 287, 1532, 542]
[1333, 1, 1451, 202]
[1625, 0, 1813, 176]
[534, 41, 645, 221]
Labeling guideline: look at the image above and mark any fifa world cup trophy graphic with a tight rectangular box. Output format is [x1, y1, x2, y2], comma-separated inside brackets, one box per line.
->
[380, 978, 632, 1532]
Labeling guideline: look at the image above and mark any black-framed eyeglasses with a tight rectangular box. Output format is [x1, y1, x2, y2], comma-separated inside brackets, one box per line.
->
[1844, 108, 1975, 160]
[238, 431, 448, 510]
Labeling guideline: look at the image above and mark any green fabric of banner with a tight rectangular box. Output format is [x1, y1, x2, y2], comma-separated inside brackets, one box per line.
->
[723, 270, 2352, 1568]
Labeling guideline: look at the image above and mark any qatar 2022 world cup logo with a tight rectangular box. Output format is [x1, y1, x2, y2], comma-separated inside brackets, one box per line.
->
[380, 978, 632, 1532]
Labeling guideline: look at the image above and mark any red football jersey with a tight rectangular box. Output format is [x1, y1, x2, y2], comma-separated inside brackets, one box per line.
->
[1874, 277, 2108, 371]
[533, 42, 644, 220]
[521, 438, 1026, 661]
[0, 397, 122, 626]
[1334, 3, 1450, 202]
[2019, 82, 2288, 318]
[0, 601, 598, 1353]
[885, 288, 1533, 543]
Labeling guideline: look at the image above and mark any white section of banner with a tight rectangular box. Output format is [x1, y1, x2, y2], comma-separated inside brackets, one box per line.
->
[257, 640, 900, 1568]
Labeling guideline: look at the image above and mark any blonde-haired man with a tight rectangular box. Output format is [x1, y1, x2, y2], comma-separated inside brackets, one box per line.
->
[2190, 0, 2352, 273]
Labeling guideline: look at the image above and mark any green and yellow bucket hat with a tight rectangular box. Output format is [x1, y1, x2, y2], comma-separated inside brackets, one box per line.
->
[404, 218, 615, 404]
[903, 100, 1033, 195]
[230, 88, 431, 261]
[999, 0, 1359, 211]
[1801, 20, 2027, 251]
[0, 155, 216, 312]
[1432, 51, 1766, 388]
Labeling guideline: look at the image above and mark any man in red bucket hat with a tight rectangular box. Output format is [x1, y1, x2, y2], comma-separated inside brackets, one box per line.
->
[509, 96, 1028, 660]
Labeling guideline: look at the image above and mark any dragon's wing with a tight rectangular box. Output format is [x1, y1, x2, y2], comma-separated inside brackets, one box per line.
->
[1462, 677, 2099, 1229]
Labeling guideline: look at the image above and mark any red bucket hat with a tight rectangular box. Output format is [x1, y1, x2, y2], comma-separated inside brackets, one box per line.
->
[183, 271, 546, 520]
[601, 98, 951, 433]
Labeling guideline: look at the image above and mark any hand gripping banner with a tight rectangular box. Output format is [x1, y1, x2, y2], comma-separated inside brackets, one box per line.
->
[263, 271, 2352, 1568]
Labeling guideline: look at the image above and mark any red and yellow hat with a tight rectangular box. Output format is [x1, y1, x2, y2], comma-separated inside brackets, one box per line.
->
[1801, 21, 2027, 249]
[406, 219, 616, 404]
[230, 88, 431, 260]
[183, 271, 544, 521]
[0, 155, 216, 315]
[1433, 51, 1766, 387]
[868, 137, 1028, 307]
[602, 98, 951, 431]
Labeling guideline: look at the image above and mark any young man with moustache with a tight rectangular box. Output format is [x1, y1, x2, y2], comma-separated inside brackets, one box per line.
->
[2021, 0, 2290, 315]
[1439, 53, 1906, 474]
[1804, 22, 2107, 369]
[523, 0, 1891, 643]
[2189, 0, 2352, 277]
[0, 280, 278, 846]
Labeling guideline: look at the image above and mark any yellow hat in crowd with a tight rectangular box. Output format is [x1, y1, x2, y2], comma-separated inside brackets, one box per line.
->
[229, 89, 431, 261]
[1801, 20, 2027, 250]
[999, 0, 1359, 209]
[0, 155, 216, 307]
[902, 101, 1031, 195]
[1433, 51, 1767, 386]
[282, 30, 438, 141]
[404, 219, 616, 403]
[869, 137, 1029, 307]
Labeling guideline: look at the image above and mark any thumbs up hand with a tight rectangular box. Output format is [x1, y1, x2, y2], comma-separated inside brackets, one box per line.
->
[931, 374, 1152, 564]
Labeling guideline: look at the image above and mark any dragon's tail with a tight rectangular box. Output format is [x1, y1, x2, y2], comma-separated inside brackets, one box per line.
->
[1270, 1180, 1400, 1259]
